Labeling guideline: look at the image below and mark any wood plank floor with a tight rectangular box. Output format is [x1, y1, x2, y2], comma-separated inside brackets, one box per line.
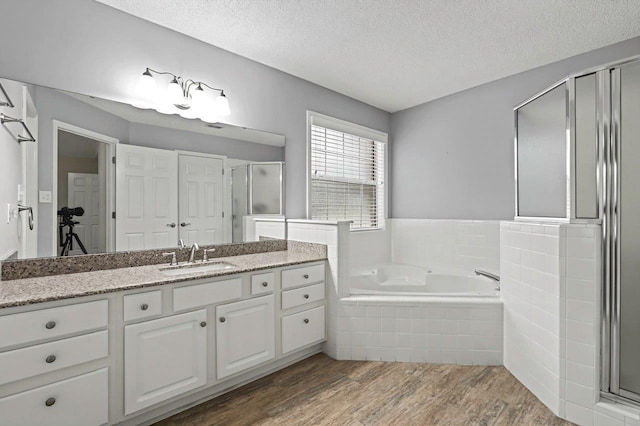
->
[154, 354, 573, 426]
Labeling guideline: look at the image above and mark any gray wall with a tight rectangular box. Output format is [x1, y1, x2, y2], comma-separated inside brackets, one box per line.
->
[0, 0, 390, 224]
[390, 36, 640, 219]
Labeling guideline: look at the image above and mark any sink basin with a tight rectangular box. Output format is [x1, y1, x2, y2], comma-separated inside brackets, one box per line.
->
[160, 261, 237, 276]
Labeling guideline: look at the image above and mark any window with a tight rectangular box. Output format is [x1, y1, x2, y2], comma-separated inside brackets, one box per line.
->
[307, 112, 386, 230]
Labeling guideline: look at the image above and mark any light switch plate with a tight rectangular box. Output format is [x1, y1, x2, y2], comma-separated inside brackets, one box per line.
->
[39, 190, 52, 203]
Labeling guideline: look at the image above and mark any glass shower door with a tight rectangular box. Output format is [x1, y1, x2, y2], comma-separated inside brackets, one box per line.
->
[617, 60, 640, 400]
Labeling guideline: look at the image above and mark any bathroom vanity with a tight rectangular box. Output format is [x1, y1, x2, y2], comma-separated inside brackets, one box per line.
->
[0, 249, 327, 426]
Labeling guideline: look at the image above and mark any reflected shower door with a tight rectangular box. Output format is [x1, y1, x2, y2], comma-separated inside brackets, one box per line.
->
[619, 61, 640, 399]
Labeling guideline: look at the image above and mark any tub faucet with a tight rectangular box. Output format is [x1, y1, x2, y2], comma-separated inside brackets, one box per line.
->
[475, 269, 500, 291]
[189, 243, 200, 264]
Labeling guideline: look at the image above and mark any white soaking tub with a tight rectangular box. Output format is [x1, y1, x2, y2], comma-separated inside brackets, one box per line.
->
[350, 263, 498, 297]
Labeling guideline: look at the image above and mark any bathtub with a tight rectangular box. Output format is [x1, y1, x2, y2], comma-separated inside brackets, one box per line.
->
[350, 263, 498, 297]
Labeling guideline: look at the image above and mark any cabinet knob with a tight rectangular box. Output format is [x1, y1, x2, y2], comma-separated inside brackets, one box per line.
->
[45, 355, 56, 364]
[303, 294, 310, 299]
[219, 317, 226, 323]
[45, 321, 56, 330]
[45, 397, 56, 407]
[303, 274, 309, 279]
[140, 304, 149, 311]
[303, 319, 310, 324]
[200, 321, 207, 328]
[262, 282, 269, 287]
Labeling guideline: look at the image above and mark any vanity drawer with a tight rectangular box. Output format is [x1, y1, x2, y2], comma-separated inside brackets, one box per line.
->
[0, 330, 108, 385]
[124, 291, 162, 321]
[173, 278, 242, 311]
[281, 263, 325, 289]
[251, 272, 275, 295]
[0, 368, 108, 426]
[281, 283, 325, 310]
[281, 306, 325, 354]
[0, 300, 108, 350]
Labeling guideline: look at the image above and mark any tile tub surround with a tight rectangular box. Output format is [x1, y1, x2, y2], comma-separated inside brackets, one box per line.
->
[0, 246, 326, 308]
[501, 221, 640, 426]
[0, 239, 288, 281]
[390, 219, 500, 273]
[334, 298, 503, 365]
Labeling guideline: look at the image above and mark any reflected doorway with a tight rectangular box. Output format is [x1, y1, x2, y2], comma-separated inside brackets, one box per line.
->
[55, 124, 117, 256]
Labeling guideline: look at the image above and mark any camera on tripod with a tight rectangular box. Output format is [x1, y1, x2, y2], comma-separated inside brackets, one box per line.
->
[58, 206, 87, 256]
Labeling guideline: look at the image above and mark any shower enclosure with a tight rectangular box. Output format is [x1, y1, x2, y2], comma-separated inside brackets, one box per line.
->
[514, 56, 640, 405]
[231, 162, 285, 242]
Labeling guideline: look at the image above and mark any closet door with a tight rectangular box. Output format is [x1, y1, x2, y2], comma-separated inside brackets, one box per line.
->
[115, 145, 178, 251]
[178, 154, 224, 246]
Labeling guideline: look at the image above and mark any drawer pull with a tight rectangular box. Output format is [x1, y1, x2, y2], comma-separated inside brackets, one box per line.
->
[200, 321, 207, 328]
[45, 397, 56, 407]
[303, 318, 310, 324]
[262, 282, 269, 287]
[45, 355, 57, 364]
[140, 304, 149, 311]
[303, 274, 309, 279]
[303, 294, 310, 299]
[45, 321, 56, 330]
[219, 317, 226, 323]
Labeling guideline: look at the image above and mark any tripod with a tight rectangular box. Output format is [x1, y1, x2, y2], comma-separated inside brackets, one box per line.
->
[59, 220, 88, 256]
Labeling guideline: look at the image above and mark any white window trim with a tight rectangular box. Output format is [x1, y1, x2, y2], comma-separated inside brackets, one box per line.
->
[306, 110, 388, 231]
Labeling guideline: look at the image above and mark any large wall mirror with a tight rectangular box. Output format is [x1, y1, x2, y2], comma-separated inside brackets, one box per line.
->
[0, 77, 285, 260]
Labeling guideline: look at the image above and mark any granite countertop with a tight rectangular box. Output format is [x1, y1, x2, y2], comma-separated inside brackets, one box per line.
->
[0, 250, 326, 309]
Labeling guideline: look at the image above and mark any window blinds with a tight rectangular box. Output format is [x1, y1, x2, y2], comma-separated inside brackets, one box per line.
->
[310, 124, 385, 230]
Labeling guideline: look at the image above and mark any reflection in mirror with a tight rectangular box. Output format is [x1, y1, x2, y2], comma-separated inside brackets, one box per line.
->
[0, 77, 285, 260]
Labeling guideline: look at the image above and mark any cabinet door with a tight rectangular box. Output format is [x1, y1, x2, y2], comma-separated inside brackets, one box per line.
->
[216, 295, 275, 380]
[124, 310, 207, 415]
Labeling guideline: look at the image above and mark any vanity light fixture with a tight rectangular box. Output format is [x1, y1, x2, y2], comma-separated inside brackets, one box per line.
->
[135, 67, 230, 122]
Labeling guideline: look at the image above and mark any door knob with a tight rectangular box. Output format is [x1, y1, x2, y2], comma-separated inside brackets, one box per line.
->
[180, 222, 191, 227]
[166, 223, 177, 228]
[219, 317, 226, 323]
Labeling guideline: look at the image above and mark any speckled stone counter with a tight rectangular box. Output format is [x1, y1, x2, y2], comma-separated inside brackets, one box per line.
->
[0, 247, 327, 309]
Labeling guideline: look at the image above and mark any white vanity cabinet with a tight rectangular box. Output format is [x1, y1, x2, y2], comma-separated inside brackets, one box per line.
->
[0, 300, 110, 426]
[124, 309, 208, 415]
[280, 264, 327, 354]
[0, 259, 326, 426]
[216, 294, 275, 379]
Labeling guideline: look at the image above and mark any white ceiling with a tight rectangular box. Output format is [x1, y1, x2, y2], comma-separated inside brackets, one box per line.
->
[97, 0, 640, 112]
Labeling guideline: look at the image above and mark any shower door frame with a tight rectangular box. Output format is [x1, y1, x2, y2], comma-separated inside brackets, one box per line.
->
[601, 57, 640, 406]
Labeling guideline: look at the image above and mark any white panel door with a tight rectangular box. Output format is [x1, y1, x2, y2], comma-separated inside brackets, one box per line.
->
[178, 155, 224, 245]
[216, 294, 275, 379]
[116, 144, 178, 251]
[67, 172, 101, 255]
[124, 310, 207, 415]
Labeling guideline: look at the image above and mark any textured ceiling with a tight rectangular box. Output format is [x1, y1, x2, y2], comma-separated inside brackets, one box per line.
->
[97, 0, 640, 112]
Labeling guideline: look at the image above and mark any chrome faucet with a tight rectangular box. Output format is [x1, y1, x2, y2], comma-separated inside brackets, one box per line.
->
[178, 239, 186, 248]
[188, 243, 200, 264]
[475, 269, 500, 291]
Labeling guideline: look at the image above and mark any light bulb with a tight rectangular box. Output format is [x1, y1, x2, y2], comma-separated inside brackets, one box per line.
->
[190, 84, 209, 114]
[167, 77, 184, 105]
[213, 92, 230, 117]
[136, 69, 156, 98]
